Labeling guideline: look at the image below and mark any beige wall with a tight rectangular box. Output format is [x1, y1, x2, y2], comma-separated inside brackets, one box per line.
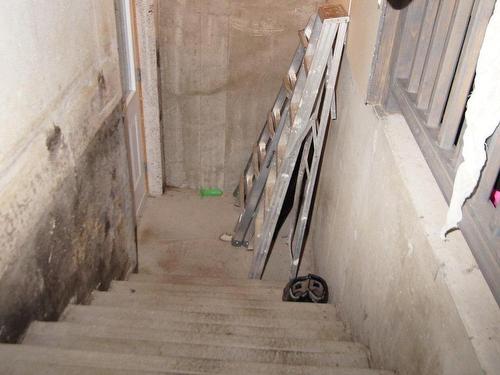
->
[158, 0, 325, 191]
[0, 1, 119, 166]
[310, 3, 500, 374]
[0, 0, 135, 342]
[344, 0, 382, 99]
[135, 0, 164, 196]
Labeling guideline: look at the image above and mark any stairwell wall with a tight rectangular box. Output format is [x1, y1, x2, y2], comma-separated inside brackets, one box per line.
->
[310, 2, 499, 375]
[0, 1, 136, 342]
[158, 0, 327, 191]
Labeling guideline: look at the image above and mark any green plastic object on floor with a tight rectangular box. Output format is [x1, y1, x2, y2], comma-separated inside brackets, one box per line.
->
[199, 188, 223, 198]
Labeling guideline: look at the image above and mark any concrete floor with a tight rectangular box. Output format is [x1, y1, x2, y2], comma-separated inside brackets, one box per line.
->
[137, 188, 314, 282]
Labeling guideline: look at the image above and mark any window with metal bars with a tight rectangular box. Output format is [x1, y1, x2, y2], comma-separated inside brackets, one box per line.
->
[368, 0, 499, 303]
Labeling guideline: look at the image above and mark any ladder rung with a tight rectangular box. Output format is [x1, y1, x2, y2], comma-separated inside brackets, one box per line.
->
[304, 14, 315, 38]
[284, 76, 294, 96]
[304, 57, 312, 75]
[245, 171, 253, 192]
[298, 29, 309, 48]
[290, 68, 298, 83]
[273, 108, 281, 126]
[258, 143, 266, 165]
[267, 113, 276, 136]
[252, 145, 260, 175]
[298, 14, 315, 48]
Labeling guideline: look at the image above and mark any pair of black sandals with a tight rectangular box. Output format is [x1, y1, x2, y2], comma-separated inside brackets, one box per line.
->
[282, 274, 329, 303]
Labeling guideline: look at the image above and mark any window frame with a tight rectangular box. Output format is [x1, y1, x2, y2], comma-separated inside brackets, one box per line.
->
[368, 0, 499, 304]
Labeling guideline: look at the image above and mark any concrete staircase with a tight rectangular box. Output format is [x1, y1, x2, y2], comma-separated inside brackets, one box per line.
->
[0, 274, 393, 374]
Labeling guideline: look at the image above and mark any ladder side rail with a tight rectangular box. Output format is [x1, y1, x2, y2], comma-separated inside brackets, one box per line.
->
[287, 131, 313, 258]
[286, 75, 326, 255]
[289, 22, 348, 279]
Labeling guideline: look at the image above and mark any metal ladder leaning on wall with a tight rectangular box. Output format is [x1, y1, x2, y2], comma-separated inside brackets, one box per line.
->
[231, 4, 349, 279]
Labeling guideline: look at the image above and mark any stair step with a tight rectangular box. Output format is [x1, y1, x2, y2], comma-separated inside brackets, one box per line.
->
[91, 290, 336, 320]
[111, 280, 283, 301]
[62, 305, 350, 341]
[61, 305, 350, 339]
[24, 331, 369, 368]
[26, 321, 353, 354]
[1, 361, 163, 375]
[128, 273, 283, 288]
[0, 344, 394, 375]
[105, 285, 336, 314]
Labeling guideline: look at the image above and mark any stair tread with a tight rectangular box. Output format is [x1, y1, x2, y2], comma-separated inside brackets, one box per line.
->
[105, 285, 337, 313]
[26, 321, 359, 354]
[129, 273, 284, 288]
[64, 304, 347, 332]
[1, 361, 164, 375]
[24, 332, 369, 368]
[111, 280, 283, 300]
[63, 305, 351, 341]
[91, 290, 337, 320]
[0, 344, 394, 375]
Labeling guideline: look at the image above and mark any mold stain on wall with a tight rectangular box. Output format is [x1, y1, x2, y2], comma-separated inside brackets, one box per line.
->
[0, 1, 135, 343]
[0, 107, 135, 343]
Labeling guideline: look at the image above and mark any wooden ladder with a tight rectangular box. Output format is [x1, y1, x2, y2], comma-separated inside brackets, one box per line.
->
[232, 4, 349, 279]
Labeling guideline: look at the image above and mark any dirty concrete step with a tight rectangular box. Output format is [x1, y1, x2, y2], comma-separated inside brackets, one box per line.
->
[1, 361, 164, 375]
[111, 280, 283, 300]
[65, 303, 346, 335]
[91, 290, 336, 320]
[26, 321, 353, 354]
[105, 285, 335, 314]
[0, 344, 395, 375]
[129, 273, 284, 288]
[24, 331, 369, 368]
[63, 305, 351, 341]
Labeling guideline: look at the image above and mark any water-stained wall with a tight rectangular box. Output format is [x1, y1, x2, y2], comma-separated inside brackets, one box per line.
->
[0, 1, 135, 342]
[158, 0, 325, 191]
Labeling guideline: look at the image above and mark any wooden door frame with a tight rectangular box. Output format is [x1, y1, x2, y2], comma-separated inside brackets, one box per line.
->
[133, 0, 164, 197]
[115, 0, 149, 218]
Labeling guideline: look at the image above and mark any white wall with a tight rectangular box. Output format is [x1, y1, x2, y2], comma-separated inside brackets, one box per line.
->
[0, 1, 120, 166]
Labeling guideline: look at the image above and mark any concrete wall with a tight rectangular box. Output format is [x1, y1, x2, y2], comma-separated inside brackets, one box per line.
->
[310, 2, 500, 374]
[158, 0, 324, 191]
[136, 0, 164, 196]
[0, 1, 135, 342]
